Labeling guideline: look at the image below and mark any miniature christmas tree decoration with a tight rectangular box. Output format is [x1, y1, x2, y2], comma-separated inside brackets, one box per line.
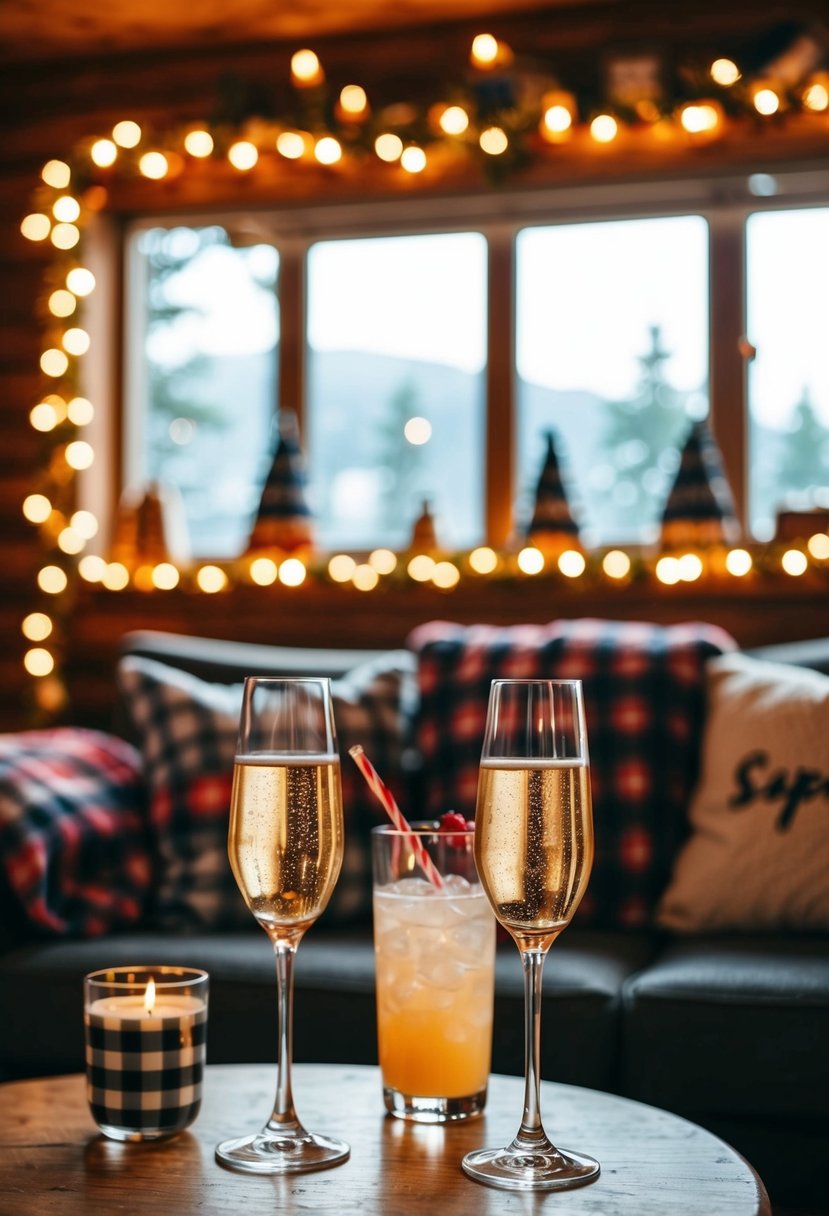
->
[661, 419, 740, 548]
[408, 499, 440, 552]
[110, 481, 189, 567]
[247, 410, 314, 554]
[525, 430, 581, 553]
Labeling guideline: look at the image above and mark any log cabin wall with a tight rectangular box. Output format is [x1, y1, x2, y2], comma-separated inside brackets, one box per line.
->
[1, 0, 828, 733]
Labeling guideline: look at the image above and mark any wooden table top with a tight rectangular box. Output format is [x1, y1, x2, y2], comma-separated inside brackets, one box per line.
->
[0, 1064, 769, 1216]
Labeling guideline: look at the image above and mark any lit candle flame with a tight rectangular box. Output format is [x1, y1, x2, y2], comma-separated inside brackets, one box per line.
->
[144, 976, 156, 1014]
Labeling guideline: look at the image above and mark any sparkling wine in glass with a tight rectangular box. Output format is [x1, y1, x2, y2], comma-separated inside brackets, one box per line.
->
[215, 676, 350, 1174]
[462, 678, 599, 1191]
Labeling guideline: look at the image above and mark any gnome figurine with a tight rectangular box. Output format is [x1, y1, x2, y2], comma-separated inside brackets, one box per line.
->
[246, 410, 314, 554]
[661, 419, 740, 548]
[525, 430, 581, 554]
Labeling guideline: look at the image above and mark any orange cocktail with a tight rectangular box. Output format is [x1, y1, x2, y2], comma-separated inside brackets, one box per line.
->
[372, 823, 496, 1122]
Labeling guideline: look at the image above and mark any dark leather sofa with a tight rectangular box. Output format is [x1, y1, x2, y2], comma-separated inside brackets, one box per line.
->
[1, 628, 827, 1212]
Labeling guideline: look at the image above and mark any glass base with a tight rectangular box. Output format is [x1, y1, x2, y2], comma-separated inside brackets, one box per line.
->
[96, 1123, 184, 1143]
[383, 1085, 486, 1124]
[462, 1144, 600, 1191]
[215, 1129, 350, 1175]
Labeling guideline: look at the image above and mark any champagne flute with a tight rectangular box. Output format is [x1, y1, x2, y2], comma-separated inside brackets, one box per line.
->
[462, 679, 599, 1191]
[215, 676, 350, 1174]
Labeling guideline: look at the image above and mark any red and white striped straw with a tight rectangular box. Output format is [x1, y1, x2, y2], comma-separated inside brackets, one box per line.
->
[348, 745, 444, 890]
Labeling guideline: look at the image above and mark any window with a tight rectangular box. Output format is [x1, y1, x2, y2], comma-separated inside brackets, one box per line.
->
[124, 171, 828, 559]
[516, 215, 709, 546]
[746, 206, 829, 540]
[126, 224, 279, 557]
[306, 233, 487, 550]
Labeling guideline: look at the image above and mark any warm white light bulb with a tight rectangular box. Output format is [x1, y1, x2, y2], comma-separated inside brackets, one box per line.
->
[517, 547, 544, 575]
[375, 133, 403, 162]
[781, 549, 807, 576]
[21, 213, 51, 241]
[277, 131, 306, 159]
[725, 548, 752, 576]
[314, 137, 342, 165]
[139, 151, 169, 179]
[558, 550, 586, 578]
[228, 141, 258, 170]
[400, 145, 426, 173]
[291, 49, 321, 83]
[112, 120, 142, 147]
[196, 565, 228, 593]
[543, 104, 573, 134]
[52, 196, 80, 223]
[42, 159, 71, 188]
[91, 139, 117, 167]
[471, 33, 498, 66]
[50, 224, 80, 250]
[279, 558, 306, 586]
[602, 549, 631, 579]
[468, 546, 497, 574]
[480, 127, 508, 155]
[439, 106, 469, 136]
[328, 554, 356, 582]
[432, 561, 460, 589]
[66, 268, 96, 296]
[710, 58, 741, 86]
[352, 563, 379, 591]
[753, 88, 780, 116]
[184, 129, 214, 157]
[49, 289, 76, 318]
[339, 85, 367, 114]
[590, 114, 618, 143]
[368, 548, 397, 574]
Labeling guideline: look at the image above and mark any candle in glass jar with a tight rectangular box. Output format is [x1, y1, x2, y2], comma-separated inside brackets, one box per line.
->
[84, 966, 208, 1142]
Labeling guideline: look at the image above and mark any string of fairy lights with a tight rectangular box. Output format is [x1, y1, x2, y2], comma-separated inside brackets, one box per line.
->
[17, 31, 829, 712]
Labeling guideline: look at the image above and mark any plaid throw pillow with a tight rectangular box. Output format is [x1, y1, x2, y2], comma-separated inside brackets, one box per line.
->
[408, 618, 736, 928]
[117, 653, 415, 930]
[0, 728, 151, 938]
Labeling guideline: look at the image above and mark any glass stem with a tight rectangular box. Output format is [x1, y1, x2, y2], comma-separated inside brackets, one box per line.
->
[267, 938, 302, 1134]
[513, 947, 555, 1154]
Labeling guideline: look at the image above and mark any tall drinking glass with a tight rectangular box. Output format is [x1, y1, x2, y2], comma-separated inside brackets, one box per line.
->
[462, 679, 599, 1191]
[215, 677, 350, 1174]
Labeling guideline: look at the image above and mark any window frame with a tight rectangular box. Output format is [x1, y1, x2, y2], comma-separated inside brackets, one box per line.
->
[123, 165, 829, 553]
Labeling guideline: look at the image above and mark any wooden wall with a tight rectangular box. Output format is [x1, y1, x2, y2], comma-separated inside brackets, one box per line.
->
[1, 1, 828, 733]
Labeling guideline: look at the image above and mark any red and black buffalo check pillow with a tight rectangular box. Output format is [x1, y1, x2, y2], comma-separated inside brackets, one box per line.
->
[0, 728, 152, 937]
[117, 652, 415, 930]
[408, 618, 736, 928]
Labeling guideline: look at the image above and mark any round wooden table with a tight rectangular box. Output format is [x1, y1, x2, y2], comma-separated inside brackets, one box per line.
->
[0, 1063, 769, 1215]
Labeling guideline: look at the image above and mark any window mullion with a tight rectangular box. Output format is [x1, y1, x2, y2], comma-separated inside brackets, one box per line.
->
[708, 208, 748, 531]
[278, 239, 307, 431]
[486, 225, 516, 547]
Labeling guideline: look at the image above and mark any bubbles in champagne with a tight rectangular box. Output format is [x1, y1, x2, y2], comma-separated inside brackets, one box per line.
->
[228, 757, 343, 930]
[475, 760, 594, 938]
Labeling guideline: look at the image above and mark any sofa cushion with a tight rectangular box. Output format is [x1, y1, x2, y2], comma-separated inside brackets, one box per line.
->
[117, 652, 414, 931]
[0, 728, 151, 938]
[0, 928, 652, 1089]
[657, 652, 829, 933]
[409, 618, 735, 928]
[622, 934, 829, 1121]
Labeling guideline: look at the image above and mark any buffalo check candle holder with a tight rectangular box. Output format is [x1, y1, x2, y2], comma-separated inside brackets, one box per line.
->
[84, 965, 209, 1142]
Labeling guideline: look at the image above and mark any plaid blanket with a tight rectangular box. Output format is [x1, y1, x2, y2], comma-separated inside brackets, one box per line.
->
[0, 728, 151, 937]
[408, 618, 736, 928]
